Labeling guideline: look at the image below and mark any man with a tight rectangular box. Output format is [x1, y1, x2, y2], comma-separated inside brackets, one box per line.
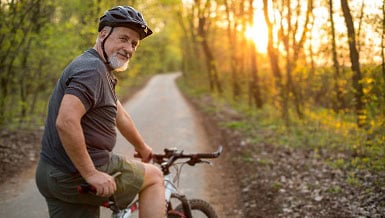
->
[35, 6, 165, 218]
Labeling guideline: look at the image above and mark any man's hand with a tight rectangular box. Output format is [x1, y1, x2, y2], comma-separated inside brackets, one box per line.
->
[135, 143, 153, 163]
[84, 171, 117, 197]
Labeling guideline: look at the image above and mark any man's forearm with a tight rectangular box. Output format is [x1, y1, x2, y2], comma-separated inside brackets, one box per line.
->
[116, 101, 146, 150]
[117, 112, 146, 149]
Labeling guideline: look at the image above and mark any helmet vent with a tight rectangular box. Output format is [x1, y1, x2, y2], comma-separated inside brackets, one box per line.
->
[111, 14, 126, 20]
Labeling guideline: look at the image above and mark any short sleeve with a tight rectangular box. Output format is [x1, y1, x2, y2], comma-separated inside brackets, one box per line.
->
[65, 70, 102, 111]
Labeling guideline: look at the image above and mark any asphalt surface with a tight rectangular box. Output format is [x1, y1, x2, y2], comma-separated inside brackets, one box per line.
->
[0, 72, 212, 218]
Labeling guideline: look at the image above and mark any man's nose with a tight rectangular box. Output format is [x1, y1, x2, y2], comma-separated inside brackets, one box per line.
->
[120, 48, 131, 60]
[124, 43, 135, 54]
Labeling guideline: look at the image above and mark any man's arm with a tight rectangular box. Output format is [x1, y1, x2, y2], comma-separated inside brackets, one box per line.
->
[116, 100, 152, 162]
[56, 94, 116, 197]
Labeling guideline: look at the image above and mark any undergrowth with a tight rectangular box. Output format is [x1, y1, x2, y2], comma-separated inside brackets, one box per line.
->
[233, 104, 385, 173]
[177, 76, 385, 185]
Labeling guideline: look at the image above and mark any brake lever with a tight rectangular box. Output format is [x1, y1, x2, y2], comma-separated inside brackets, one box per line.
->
[187, 159, 212, 166]
[202, 160, 212, 166]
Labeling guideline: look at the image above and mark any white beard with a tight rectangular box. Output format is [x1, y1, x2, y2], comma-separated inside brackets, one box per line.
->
[109, 53, 129, 72]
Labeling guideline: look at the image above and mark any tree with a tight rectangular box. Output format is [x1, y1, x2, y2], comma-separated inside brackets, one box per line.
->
[381, 0, 385, 111]
[224, 0, 241, 100]
[329, 0, 343, 112]
[247, 0, 263, 108]
[341, 0, 365, 128]
[263, 0, 287, 124]
[0, 0, 54, 126]
[279, 0, 313, 119]
[196, 0, 222, 94]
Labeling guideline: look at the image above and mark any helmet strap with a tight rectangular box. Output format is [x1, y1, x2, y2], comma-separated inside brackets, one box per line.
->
[101, 27, 114, 66]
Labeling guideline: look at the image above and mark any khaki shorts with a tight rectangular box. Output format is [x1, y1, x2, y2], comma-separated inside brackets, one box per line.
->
[36, 154, 145, 218]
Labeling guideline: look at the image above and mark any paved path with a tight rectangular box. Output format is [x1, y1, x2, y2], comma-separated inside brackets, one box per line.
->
[0, 72, 213, 217]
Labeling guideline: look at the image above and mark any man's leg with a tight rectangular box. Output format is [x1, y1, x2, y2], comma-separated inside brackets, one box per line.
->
[46, 197, 99, 218]
[138, 164, 165, 218]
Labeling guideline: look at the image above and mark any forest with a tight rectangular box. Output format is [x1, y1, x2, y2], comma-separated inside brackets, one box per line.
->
[1, 0, 385, 205]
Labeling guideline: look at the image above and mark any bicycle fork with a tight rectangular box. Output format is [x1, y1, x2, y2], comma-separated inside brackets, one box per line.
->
[164, 174, 193, 218]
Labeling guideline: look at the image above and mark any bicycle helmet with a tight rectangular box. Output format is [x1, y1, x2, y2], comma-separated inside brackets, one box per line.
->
[98, 6, 152, 40]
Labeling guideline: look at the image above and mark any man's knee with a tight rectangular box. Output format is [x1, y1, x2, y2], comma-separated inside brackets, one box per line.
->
[142, 164, 163, 186]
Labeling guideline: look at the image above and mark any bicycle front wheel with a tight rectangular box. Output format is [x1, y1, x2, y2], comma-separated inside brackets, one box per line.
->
[168, 199, 218, 218]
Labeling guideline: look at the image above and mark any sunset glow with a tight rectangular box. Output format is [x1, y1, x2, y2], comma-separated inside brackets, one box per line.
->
[245, 12, 268, 53]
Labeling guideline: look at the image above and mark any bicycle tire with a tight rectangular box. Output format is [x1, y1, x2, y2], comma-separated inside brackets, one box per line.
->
[168, 199, 218, 218]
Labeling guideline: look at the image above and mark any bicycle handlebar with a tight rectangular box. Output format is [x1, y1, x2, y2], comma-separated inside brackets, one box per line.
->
[157, 145, 222, 159]
[135, 145, 222, 160]
[149, 146, 223, 172]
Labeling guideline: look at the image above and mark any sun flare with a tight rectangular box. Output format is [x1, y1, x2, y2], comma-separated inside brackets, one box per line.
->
[245, 13, 268, 53]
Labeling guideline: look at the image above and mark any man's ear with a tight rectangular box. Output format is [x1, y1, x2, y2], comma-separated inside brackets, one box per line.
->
[99, 27, 112, 41]
[99, 29, 107, 40]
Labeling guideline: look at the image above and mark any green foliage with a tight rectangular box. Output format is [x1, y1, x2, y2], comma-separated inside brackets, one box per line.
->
[0, 0, 57, 127]
[272, 180, 281, 192]
[257, 158, 274, 167]
[221, 121, 249, 130]
[327, 185, 342, 194]
[346, 172, 363, 187]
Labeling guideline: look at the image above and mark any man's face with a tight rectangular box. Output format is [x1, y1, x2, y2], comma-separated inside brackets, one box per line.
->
[102, 27, 140, 71]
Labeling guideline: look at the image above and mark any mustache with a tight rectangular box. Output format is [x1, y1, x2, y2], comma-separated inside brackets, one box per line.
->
[118, 50, 130, 59]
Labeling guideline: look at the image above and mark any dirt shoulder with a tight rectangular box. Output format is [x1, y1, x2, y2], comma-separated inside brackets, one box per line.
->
[0, 129, 42, 186]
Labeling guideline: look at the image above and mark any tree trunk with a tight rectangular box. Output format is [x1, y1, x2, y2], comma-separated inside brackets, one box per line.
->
[224, 0, 241, 100]
[278, 0, 312, 120]
[329, 0, 343, 112]
[263, 0, 288, 125]
[381, 1, 385, 106]
[249, 41, 263, 108]
[341, 0, 365, 128]
[195, 0, 222, 94]
[19, 38, 33, 124]
[197, 6, 222, 94]
[306, 20, 315, 103]
[248, 0, 263, 108]
[356, 1, 365, 53]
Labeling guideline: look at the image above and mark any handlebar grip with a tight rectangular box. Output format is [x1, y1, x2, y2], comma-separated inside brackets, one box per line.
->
[77, 172, 121, 195]
[77, 183, 96, 194]
[134, 152, 153, 163]
[197, 146, 223, 158]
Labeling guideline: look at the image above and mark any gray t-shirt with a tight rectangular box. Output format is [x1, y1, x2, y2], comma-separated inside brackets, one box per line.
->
[41, 48, 118, 173]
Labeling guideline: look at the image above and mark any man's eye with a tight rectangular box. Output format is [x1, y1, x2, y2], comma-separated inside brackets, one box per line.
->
[120, 37, 128, 42]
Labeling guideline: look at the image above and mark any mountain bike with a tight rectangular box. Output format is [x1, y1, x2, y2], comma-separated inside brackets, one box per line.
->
[78, 146, 223, 218]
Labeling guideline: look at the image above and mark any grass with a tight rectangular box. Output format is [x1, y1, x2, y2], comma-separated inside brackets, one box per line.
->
[346, 173, 363, 187]
[327, 185, 342, 194]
